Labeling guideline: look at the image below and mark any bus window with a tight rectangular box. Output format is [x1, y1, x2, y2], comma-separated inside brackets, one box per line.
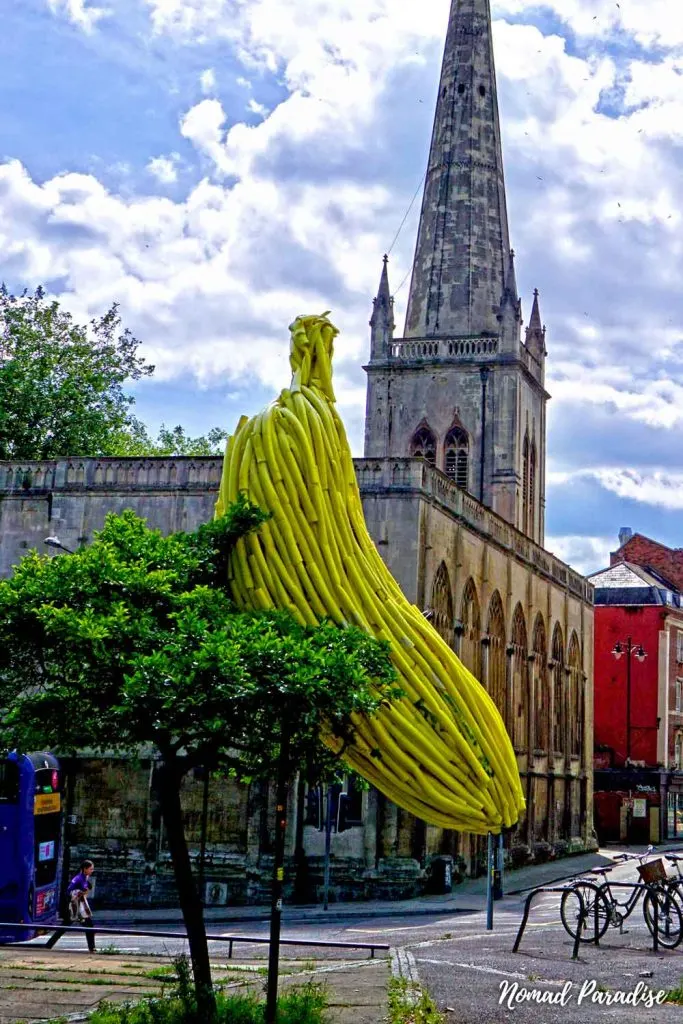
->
[0, 761, 19, 803]
[34, 814, 60, 888]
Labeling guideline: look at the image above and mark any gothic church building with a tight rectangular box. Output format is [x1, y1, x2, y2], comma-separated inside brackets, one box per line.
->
[356, 0, 594, 865]
[0, 0, 594, 904]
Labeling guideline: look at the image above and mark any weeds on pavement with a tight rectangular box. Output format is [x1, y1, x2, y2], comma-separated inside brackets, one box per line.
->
[388, 976, 446, 1023]
[43, 954, 329, 1024]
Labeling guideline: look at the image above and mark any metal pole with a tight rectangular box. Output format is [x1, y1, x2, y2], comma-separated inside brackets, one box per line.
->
[265, 731, 290, 1024]
[486, 832, 494, 930]
[323, 787, 333, 911]
[493, 832, 504, 900]
[198, 770, 210, 905]
[626, 636, 632, 762]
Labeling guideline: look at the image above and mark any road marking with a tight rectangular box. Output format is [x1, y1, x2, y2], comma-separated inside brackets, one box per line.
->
[346, 921, 455, 934]
[416, 957, 526, 979]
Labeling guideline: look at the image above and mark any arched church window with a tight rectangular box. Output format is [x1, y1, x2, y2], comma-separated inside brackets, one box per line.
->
[528, 439, 537, 537]
[460, 578, 481, 681]
[532, 615, 548, 751]
[522, 432, 529, 533]
[430, 562, 454, 647]
[567, 633, 582, 759]
[487, 592, 506, 722]
[552, 624, 565, 754]
[411, 424, 436, 466]
[511, 603, 529, 751]
[444, 426, 469, 490]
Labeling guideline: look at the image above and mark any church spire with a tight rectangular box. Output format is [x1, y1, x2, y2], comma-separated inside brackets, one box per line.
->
[403, 0, 513, 343]
[369, 254, 395, 359]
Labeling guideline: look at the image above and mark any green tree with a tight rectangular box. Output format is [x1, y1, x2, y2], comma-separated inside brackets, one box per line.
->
[0, 501, 397, 1021]
[0, 287, 227, 459]
[110, 422, 229, 457]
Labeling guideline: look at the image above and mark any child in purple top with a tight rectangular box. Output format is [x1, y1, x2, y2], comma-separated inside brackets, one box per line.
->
[67, 859, 96, 952]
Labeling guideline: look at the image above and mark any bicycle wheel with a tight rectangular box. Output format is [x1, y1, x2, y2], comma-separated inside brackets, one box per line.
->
[560, 883, 610, 942]
[643, 887, 683, 949]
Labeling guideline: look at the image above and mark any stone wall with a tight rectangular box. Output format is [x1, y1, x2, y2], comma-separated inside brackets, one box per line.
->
[0, 455, 595, 904]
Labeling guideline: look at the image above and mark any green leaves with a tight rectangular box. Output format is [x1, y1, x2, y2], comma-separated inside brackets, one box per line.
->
[0, 500, 397, 784]
[0, 288, 229, 459]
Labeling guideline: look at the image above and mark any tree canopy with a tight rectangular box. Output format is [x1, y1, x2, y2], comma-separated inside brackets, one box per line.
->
[0, 501, 396, 773]
[0, 500, 398, 1018]
[0, 287, 227, 460]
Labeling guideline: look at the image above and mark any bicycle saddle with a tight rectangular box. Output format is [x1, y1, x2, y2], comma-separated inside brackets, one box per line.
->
[588, 866, 613, 875]
[666, 854, 683, 862]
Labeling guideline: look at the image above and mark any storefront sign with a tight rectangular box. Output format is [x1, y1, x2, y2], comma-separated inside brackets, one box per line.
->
[633, 798, 647, 818]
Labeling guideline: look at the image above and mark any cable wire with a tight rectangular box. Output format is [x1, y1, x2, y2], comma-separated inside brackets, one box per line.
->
[386, 169, 427, 256]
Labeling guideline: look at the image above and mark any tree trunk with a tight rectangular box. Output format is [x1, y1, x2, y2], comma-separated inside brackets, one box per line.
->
[157, 758, 216, 1022]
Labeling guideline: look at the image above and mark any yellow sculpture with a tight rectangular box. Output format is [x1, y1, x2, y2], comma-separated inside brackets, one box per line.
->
[216, 313, 524, 833]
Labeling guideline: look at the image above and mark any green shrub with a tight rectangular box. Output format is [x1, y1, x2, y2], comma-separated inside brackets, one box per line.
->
[47, 957, 329, 1024]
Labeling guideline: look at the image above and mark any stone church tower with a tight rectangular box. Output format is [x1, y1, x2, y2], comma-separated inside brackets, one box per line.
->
[364, 0, 548, 545]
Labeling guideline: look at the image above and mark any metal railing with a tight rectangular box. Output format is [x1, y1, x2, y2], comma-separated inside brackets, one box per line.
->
[0, 921, 390, 959]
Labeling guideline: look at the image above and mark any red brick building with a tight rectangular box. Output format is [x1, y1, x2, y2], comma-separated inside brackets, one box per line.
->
[589, 530, 683, 843]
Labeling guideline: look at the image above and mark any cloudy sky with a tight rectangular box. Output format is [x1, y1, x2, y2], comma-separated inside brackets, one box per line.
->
[2, 0, 683, 576]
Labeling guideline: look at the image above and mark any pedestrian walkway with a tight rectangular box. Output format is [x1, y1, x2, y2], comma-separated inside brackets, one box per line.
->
[97, 847, 616, 928]
[0, 947, 390, 1024]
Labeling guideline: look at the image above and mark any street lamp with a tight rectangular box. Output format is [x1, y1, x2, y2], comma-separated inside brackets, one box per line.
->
[612, 635, 647, 762]
[44, 536, 75, 554]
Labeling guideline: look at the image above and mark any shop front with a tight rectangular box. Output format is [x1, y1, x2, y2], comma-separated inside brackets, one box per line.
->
[594, 769, 662, 844]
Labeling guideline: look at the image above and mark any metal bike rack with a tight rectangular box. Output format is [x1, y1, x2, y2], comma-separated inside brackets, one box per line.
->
[513, 885, 592, 960]
[0, 922, 390, 959]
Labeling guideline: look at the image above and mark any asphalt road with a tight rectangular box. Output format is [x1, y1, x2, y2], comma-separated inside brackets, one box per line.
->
[16, 861, 683, 1021]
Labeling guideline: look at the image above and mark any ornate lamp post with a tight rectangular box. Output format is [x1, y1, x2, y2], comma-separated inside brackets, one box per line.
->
[612, 636, 647, 762]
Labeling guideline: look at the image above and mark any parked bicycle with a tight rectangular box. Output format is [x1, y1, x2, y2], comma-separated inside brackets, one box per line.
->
[560, 847, 683, 949]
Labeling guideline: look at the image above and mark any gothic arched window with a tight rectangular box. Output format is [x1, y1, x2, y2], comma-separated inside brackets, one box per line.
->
[511, 603, 529, 751]
[445, 426, 469, 490]
[567, 633, 582, 759]
[487, 592, 506, 722]
[528, 439, 537, 537]
[411, 424, 436, 466]
[431, 562, 454, 647]
[552, 624, 565, 754]
[522, 431, 530, 533]
[532, 615, 548, 751]
[460, 578, 481, 681]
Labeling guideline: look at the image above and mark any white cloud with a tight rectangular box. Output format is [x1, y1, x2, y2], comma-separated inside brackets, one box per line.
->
[199, 68, 216, 95]
[546, 535, 616, 576]
[7, 0, 683, 544]
[46, 0, 110, 31]
[146, 154, 180, 185]
[248, 98, 269, 119]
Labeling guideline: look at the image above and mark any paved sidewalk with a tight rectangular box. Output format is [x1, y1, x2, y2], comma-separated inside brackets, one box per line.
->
[97, 847, 618, 927]
[0, 947, 390, 1024]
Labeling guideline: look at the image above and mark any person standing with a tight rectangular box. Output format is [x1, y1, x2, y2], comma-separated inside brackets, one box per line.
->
[67, 859, 96, 953]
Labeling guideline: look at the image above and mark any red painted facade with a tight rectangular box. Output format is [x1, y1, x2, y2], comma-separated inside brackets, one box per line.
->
[594, 605, 662, 767]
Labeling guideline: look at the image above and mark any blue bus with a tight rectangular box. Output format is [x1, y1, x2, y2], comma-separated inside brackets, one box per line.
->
[0, 752, 62, 942]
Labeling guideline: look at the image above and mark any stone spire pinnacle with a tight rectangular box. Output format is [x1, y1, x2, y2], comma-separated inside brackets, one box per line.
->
[525, 287, 546, 360]
[369, 254, 395, 359]
[403, 0, 513, 343]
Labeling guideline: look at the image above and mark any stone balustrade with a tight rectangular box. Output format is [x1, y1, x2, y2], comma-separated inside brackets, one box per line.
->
[0, 455, 591, 603]
[355, 457, 593, 603]
[389, 335, 499, 360]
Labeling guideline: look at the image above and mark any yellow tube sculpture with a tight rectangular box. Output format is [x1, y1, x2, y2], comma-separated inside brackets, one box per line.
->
[216, 312, 525, 833]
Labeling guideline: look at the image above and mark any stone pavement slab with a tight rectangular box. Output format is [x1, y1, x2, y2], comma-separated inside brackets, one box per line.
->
[0, 946, 389, 1024]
